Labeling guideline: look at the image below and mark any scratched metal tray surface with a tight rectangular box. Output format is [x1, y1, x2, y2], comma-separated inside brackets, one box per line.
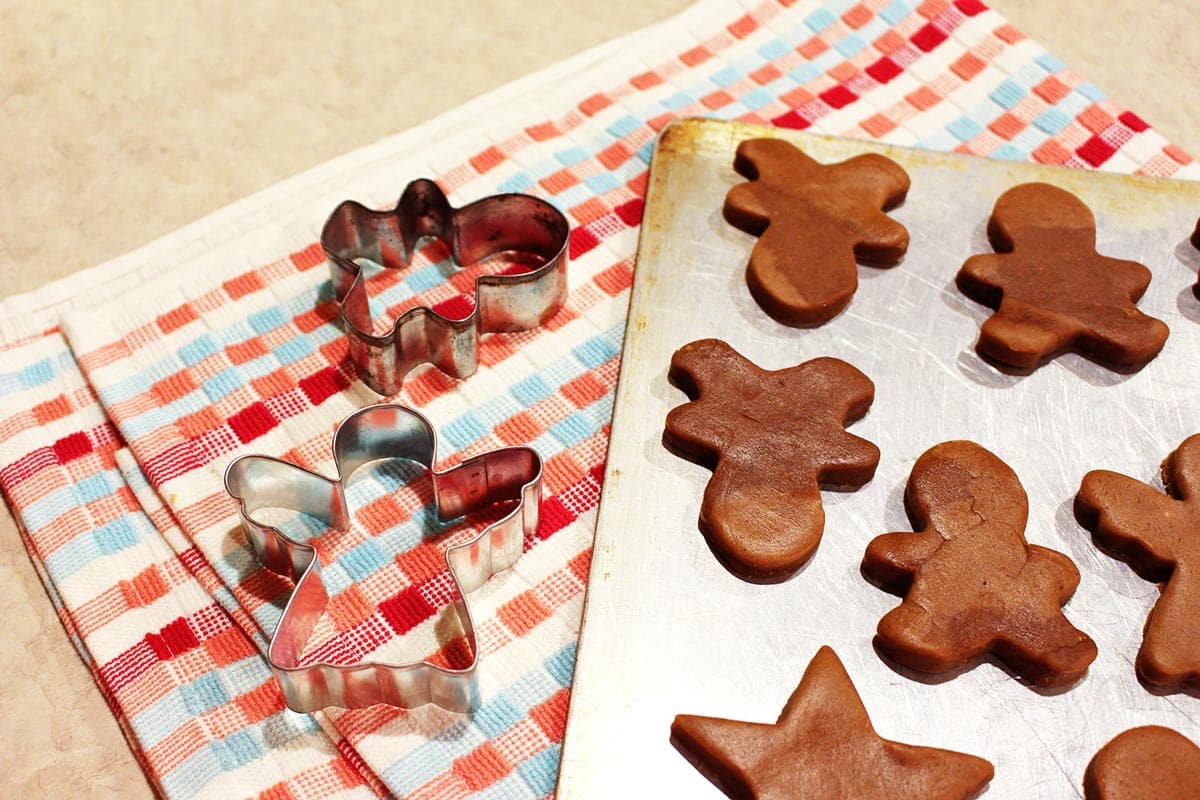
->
[556, 118, 1200, 798]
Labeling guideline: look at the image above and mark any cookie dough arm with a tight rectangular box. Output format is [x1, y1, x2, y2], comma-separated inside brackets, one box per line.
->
[862, 530, 942, 592]
[664, 403, 731, 467]
[955, 254, 1006, 307]
[819, 432, 880, 488]
[828, 154, 911, 210]
[1076, 470, 1181, 576]
[1164, 434, 1200, 500]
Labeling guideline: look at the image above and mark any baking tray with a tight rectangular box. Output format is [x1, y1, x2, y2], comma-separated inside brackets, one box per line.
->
[557, 118, 1200, 798]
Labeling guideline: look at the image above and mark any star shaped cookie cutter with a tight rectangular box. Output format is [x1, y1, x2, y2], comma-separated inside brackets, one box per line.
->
[223, 403, 542, 712]
[322, 179, 570, 395]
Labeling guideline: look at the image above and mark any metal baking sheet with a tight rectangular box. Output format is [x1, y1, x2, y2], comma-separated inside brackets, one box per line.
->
[557, 118, 1200, 798]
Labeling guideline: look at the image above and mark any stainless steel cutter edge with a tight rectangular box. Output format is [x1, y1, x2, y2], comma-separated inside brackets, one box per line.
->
[322, 179, 570, 395]
[224, 403, 542, 712]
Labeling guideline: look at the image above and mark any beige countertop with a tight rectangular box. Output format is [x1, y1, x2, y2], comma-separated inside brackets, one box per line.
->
[1, 1, 1196, 796]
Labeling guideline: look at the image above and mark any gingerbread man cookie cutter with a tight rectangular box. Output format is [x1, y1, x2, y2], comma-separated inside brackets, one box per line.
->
[224, 403, 542, 712]
[322, 179, 570, 395]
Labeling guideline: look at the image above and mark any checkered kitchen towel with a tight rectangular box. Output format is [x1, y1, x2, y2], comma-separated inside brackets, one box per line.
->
[1, 0, 1195, 797]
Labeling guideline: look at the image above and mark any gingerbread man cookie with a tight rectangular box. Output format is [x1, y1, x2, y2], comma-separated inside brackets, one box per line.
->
[671, 646, 994, 800]
[1075, 434, 1200, 690]
[863, 440, 1096, 687]
[1084, 726, 1200, 800]
[664, 339, 879, 582]
[723, 138, 911, 326]
[956, 182, 1168, 372]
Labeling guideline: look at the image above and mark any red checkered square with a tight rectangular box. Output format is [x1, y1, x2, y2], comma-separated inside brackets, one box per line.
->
[469, 146, 505, 175]
[820, 84, 858, 109]
[911, 23, 948, 52]
[452, 742, 511, 792]
[727, 13, 758, 39]
[156, 304, 198, 335]
[1077, 134, 1117, 167]
[680, 45, 712, 66]
[866, 56, 902, 83]
[222, 272, 265, 300]
[289, 242, 325, 271]
[228, 402, 278, 444]
[630, 70, 663, 90]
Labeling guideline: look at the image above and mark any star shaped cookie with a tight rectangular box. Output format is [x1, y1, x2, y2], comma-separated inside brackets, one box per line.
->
[671, 646, 994, 799]
[723, 137, 910, 326]
[1075, 434, 1200, 690]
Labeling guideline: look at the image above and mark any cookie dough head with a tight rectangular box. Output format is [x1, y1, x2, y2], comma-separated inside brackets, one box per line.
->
[906, 440, 1028, 538]
[987, 182, 1097, 252]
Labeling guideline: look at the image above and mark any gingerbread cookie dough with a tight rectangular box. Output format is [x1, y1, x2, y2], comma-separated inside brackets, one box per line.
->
[956, 182, 1168, 372]
[1084, 726, 1200, 800]
[664, 339, 879, 582]
[1075, 434, 1200, 690]
[863, 440, 1096, 687]
[723, 137, 910, 326]
[671, 646, 994, 800]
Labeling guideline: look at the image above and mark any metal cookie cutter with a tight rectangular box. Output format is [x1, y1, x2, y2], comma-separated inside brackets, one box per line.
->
[321, 179, 570, 395]
[223, 403, 542, 712]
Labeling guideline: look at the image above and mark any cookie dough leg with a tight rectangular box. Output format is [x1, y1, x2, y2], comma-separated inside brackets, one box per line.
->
[996, 610, 1096, 686]
[1077, 312, 1169, 369]
[876, 601, 972, 674]
[977, 310, 1068, 369]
